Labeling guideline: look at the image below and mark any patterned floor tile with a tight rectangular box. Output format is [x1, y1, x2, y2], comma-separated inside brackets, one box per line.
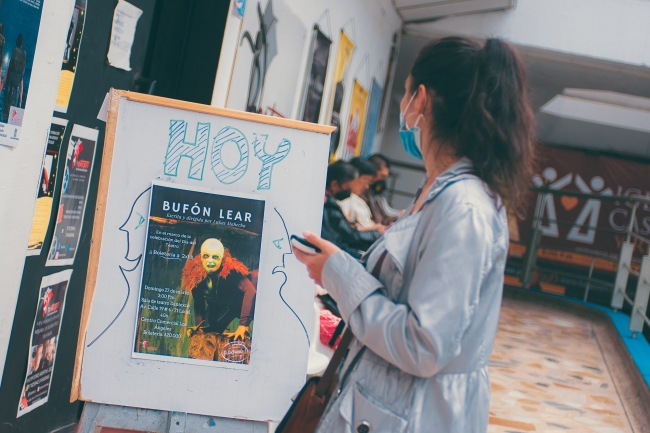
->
[489, 299, 632, 432]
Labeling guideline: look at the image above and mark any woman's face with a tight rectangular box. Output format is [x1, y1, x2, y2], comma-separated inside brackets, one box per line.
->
[351, 174, 373, 196]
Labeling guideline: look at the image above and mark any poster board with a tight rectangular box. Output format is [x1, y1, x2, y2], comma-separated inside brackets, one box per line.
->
[73, 90, 333, 421]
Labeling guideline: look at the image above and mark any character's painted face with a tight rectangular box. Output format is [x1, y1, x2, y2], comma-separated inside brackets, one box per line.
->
[200, 239, 224, 274]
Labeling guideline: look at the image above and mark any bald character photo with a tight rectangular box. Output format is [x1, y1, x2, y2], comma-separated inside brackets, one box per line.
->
[181, 238, 257, 341]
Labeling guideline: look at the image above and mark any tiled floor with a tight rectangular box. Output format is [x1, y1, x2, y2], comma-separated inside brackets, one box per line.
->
[489, 298, 633, 433]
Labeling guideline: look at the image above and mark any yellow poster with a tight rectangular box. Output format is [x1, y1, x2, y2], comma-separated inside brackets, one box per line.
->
[343, 79, 369, 158]
[54, 0, 87, 113]
[327, 30, 355, 160]
[27, 117, 68, 256]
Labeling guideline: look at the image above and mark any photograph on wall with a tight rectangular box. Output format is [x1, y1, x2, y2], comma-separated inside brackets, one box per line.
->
[45, 124, 97, 267]
[376, 40, 396, 137]
[0, 0, 44, 147]
[240, 0, 277, 113]
[339, 78, 369, 159]
[133, 182, 265, 367]
[299, 25, 331, 123]
[54, 0, 86, 113]
[27, 117, 69, 256]
[327, 29, 355, 160]
[17, 269, 72, 417]
[359, 78, 382, 157]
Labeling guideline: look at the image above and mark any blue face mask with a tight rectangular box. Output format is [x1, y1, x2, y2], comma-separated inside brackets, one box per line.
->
[399, 91, 425, 160]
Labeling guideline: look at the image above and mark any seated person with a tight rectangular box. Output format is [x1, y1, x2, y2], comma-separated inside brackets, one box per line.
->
[338, 157, 387, 234]
[322, 161, 378, 258]
[362, 153, 402, 225]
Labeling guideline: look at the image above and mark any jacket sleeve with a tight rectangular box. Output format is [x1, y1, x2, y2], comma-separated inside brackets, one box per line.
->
[192, 286, 205, 324]
[322, 203, 493, 378]
[331, 208, 377, 249]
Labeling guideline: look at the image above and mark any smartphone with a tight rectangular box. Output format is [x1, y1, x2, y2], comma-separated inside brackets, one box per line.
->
[290, 235, 321, 255]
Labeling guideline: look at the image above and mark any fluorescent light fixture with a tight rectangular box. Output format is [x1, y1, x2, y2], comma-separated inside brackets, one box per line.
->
[394, 0, 516, 23]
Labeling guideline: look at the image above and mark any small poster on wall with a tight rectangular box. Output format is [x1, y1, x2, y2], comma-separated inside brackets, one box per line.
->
[299, 26, 331, 124]
[0, 0, 45, 147]
[341, 79, 369, 158]
[17, 269, 73, 417]
[133, 182, 265, 367]
[46, 124, 98, 267]
[359, 78, 383, 157]
[54, 0, 87, 113]
[327, 29, 355, 160]
[27, 117, 69, 256]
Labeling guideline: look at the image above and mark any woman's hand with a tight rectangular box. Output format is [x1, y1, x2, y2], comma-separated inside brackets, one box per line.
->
[293, 231, 340, 287]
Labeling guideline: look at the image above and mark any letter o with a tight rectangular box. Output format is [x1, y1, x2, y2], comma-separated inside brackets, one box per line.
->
[211, 127, 249, 184]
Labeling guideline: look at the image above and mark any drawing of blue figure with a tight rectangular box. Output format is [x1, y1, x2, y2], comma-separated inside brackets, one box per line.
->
[86, 188, 150, 348]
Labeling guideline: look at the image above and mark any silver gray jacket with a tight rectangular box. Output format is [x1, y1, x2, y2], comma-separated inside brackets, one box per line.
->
[316, 158, 508, 433]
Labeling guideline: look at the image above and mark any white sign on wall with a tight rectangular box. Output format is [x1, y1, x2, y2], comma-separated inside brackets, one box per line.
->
[74, 90, 333, 421]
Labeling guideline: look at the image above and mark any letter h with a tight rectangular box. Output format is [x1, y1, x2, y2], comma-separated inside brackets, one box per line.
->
[164, 120, 210, 180]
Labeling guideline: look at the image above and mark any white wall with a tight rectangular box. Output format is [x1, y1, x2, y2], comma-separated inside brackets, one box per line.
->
[0, 0, 75, 387]
[212, 0, 402, 154]
[406, 0, 650, 68]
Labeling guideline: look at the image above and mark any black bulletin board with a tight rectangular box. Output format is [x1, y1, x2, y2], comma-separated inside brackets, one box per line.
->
[0, 1, 155, 432]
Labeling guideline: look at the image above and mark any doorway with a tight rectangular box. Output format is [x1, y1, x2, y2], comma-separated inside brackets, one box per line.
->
[141, 0, 230, 105]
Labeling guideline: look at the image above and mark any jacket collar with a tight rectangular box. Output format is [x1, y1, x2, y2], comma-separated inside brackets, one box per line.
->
[423, 157, 476, 204]
[325, 194, 341, 209]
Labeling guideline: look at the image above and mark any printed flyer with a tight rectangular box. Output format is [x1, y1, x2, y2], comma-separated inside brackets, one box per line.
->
[0, 0, 44, 147]
[54, 0, 86, 113]
[133, 182, 265, 367]
[17, 269, 72, 417]
[27, 117, 69, 256]
[46, 124, 97, 266]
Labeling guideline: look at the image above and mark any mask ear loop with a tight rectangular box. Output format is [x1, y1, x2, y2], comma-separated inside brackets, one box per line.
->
[404, 90, 426, 130]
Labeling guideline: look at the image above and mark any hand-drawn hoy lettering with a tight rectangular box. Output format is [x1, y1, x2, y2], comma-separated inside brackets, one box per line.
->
[253, 133, 291, 190]
[164, 121, 210, 180]
[164, 121, 292, 189]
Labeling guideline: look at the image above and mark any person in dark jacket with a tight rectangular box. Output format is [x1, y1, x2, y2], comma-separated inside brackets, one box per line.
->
[322, 160, 378, 258]
[362, 153, 402, 225]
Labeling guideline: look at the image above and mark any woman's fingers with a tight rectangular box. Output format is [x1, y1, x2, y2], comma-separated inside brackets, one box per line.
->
[293, 247, 311, 264]
[303, 230, 324, 246]
[303, 230, 340, 255]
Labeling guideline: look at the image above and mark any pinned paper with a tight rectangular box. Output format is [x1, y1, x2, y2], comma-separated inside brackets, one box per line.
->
[97, 93, 110, 122]
[107, 0, 142, 71]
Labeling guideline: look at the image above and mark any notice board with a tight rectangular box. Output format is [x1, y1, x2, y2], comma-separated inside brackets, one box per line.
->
[73, 90, 333, 421]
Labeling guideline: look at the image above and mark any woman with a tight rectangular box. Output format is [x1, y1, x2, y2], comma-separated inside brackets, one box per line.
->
[294, 37, 535, 433]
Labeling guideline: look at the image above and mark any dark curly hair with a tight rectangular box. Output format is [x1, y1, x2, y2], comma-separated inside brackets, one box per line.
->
[410, 37, 536, 213]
